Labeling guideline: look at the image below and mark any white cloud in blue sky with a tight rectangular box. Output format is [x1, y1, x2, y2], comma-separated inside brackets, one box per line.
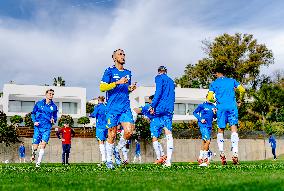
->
[0, 0, 283, 98]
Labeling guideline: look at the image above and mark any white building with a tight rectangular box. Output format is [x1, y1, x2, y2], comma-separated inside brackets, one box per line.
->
[130, 86, 208, 122]
[0, 84, 86, 121]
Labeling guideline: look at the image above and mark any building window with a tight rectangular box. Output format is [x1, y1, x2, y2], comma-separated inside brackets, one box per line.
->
[62, 102, 78, 114]
[188, 104, 198, 115]
[9, 100, 21, 112]
[21, 101, 35, 112]
[174, 103, 186, 115]
[8, 100, 35, 112]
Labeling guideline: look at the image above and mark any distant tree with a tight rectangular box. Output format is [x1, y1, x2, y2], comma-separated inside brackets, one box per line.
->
[176, 33, 274, 89]
[10, 115, 23, 127]
[53, 76, 66, 86]
[24, 112, 34, 128]
[58, 115, 74, 127]
[77, 117, 90, 127]
[86, 102, 95, 114]
[0, 111, 20, 146]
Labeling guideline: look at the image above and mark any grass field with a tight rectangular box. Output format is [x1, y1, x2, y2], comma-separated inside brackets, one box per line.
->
[1, 157, 284, 191]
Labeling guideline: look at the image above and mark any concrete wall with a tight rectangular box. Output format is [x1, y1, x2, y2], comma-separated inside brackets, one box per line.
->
[1, 138, 284, 163]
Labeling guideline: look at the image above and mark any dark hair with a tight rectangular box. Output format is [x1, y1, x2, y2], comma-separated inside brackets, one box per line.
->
[98, 96, 105, 102]
[158, 66, 167, 73]
[149, 95, 154, 100]
[112, 49, 124, 59]
[45, 89, 54, 94]
[213, 65, 226, 74]
[269, 133, 273, 136]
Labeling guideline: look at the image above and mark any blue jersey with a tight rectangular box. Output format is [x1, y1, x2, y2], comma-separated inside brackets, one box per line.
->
[209, 77, 240, 108]
[101, 66, 131, 113]
[140, 104, 155, 119]
[269, 136, 276, 149]
[19, 145, 25, 154]
[151, 73, 175, 115]
[193, 102, 216, 127]
[90, 103, 107, 129]
[31, 99, 58, 126]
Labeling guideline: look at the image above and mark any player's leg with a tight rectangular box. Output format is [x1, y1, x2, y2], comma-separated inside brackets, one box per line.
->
[105, 126, 117, 168]
[198, 124, 206, 164]
[97, 128, 107, 163]
[216, 108, 227, 165]
[272, 148, 276, 160]
[163, 114, 173, 167]
[62, 144, 66, 165]
[36, 128, 51, 167]
[122, 141, 130, 164]
[31, 126, 41, 162]
[65, 144, 71, 165]
[228, 108, 239, 165]
[151, 119, 162, 163]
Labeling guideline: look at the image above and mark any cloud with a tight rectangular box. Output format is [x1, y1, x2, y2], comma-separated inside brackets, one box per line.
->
[0, 0, 283, 98]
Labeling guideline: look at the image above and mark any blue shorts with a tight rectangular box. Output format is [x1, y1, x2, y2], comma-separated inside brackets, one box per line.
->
[150, 118, 163, 138]
[159, 113, 173, 131]
[19, 153, 25, 158]
[199, 123, 212, 141]
[32, 124, 52, 144]
[217, 106, 238, 129]
[96, 128, 108, 141]
[106, 109, 134, 128]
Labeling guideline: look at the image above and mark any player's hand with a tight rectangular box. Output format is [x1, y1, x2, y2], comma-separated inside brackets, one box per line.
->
[129, 82, 137, 92]
[212, 108, 217, 114]
[149, 107, 155, 115]
[237, 101, 242, 107]
[50, 118, 55, 124]
[34, 122, 40, 126]
[201, 119, 206, 124]
[116, 77, 128, 85]
[62, 138, 65, 142]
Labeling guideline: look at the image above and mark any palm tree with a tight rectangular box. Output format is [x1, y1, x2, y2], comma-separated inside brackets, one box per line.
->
[53, 77, 66, 86]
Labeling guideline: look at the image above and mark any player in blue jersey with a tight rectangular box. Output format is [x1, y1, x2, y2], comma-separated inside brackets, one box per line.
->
[90, 96, 108, 164]
[100, 49, 137, 169]
[207, 66, 245, 165]
[31, 89, 58, 167]
[134, 95, 166, 164]
[19, 142, 26, 163]
[269, 133, 277, 160]
[193, 99, 217, 166]
[132, 139, 142, 163]
[149, 66, 175, 167]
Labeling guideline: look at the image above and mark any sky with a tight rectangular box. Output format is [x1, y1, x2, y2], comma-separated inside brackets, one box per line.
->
[0, 0, 283, 99]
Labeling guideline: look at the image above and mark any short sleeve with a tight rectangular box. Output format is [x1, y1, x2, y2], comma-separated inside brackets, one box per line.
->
[209, 82, 216, 92]
[101, 68, 112, 83]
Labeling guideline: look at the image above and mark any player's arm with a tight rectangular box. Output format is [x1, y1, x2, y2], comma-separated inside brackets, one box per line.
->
[90, 106, 98, 118]
[56, 129, 62, 139]
[193, 105, 202, 121]
[150, 75, 163, 109]
[52, 106, 58, 123]
[71, 129, 75, 137]
[31, 103, 38, 123]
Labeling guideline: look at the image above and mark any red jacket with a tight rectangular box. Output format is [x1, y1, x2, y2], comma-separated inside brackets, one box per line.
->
[56, 127, 75, 144]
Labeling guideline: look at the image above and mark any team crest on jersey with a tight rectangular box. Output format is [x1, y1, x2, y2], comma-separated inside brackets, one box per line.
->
[107, 119, 111, 125]
[50, 106, 54, 111]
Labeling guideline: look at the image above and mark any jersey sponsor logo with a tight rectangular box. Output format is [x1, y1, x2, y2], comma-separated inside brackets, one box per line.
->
[113, 75, 120, 79]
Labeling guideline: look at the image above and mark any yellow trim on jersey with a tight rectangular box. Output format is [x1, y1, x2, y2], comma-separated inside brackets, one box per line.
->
[237, 85, 245, 99]
[100, 82, 116, 92]
[207, 91, 215, 102]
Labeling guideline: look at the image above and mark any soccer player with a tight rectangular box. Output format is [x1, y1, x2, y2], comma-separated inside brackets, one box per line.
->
[90, 96, 108, 164]
[149, 66, 175, 167]
[207, 66, 245, 165]
[269, 133, 277, 160]
[132, 139, 142, 163]
[134, 95, 165, 164]
[193, 99, 217, 166]
[18, 142, 26, 163]
[31, 89, 58, 167]
[56, 123, 75, 165]
[100, 49, 137, 169]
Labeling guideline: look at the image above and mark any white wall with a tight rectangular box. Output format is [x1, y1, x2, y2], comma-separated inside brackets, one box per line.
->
[1, 84, 86, 119]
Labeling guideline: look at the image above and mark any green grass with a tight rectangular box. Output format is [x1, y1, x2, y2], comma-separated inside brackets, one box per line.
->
[1, 159, 284, 191]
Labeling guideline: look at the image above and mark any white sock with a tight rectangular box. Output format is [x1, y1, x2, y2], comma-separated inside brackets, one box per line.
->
[231, 132, 239, 154]
[138, 155, 142, 163]
[106, 142, 114, 162]
[133, 156, 137, 163]
[217, 133, 224, 152]
[199, 150, 204, 159]
[166, 134, 173, 163]
[153, 141, 161, 160]
[37, 149, 44, 164]
[99, 143, 106, 162]
[158, 141, 165, 156]
[203, 150, 208, 160]
[122, 147, 129, 161]
[117, 137, 126, 150]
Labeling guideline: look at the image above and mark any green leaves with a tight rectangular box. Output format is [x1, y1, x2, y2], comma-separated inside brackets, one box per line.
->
[58, 115, 74, 127]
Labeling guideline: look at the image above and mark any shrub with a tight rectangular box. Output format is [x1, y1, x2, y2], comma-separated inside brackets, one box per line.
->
[58, 115, 74, 127]
[24, 112, 34, 128]
[10, 115, 23, 125]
